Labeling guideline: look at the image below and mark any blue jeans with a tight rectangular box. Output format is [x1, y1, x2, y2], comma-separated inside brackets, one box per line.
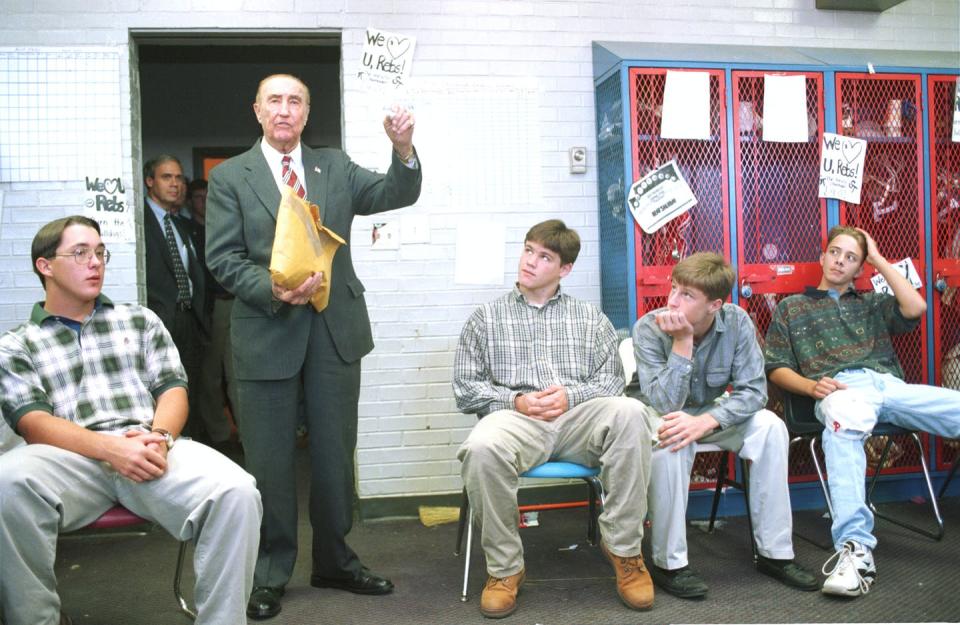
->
[815, 369, 960, 551]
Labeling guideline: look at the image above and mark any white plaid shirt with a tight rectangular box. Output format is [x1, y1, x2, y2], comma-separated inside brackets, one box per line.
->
[453, 286, 624, 416]
[0, 297, 187, 434]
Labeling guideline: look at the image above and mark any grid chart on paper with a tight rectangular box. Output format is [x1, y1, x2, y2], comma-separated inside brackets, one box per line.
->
[0, 49, 121, 183]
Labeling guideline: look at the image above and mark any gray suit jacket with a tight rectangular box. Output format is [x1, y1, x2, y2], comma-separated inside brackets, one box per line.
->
[205, 140, 422, 380]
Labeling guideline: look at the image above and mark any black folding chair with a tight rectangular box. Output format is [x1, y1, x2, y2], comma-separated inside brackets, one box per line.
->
[781, 389, 945, 543]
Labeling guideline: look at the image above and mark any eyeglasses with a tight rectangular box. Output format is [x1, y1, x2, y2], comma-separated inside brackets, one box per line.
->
[54, 247, 111, 265]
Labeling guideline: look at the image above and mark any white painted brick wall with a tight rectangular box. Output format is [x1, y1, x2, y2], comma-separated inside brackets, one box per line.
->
[0, 0, 956, 499]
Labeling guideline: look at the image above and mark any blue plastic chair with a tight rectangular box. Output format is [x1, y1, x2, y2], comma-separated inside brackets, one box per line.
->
[454, 461, 604, 602]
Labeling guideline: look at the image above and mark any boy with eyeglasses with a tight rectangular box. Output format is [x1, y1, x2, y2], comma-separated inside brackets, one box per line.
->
[0, 215, 262, 625]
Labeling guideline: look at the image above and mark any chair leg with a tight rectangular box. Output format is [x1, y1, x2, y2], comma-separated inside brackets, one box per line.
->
[173, 541, 196, 620]
[810, 436, 835, 520]
[939, 456, 959, 500]
[867, 433, 944, 541]
[738, 458, 758, 562]
[454, 488, 469, 556]
[787, 435, 833, 552]
[583, 476, 604, 546]
[708, 451, 731, 532]
[461, 503, 474, 602]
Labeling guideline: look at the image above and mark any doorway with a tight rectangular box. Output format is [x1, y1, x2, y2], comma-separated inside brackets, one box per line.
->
[134, 32, 342, 183]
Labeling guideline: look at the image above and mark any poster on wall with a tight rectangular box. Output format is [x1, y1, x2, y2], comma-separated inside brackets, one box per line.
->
[627, 160, 698, 234]
[83, 173, 135, 243]
[818, 132, 867, 204]
[357, 27, 417, 92]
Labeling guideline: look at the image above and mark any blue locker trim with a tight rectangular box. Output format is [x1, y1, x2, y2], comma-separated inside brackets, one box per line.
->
[920, 75, 936, 386]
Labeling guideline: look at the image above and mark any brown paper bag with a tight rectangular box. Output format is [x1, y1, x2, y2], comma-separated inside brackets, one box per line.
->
[269, 186, 346, 312]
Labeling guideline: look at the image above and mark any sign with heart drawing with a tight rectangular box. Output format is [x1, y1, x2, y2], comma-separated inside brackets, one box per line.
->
[818, 132, 867, 204]
[82, 174, 135, 243]
[358, 27, 417, 91]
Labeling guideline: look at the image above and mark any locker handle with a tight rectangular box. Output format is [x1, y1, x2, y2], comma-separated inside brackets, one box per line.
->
[639, 274, 671, 286]
[742, 270, 777, 284]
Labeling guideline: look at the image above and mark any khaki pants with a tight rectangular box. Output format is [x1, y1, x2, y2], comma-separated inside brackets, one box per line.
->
[458, 396, 653, 577]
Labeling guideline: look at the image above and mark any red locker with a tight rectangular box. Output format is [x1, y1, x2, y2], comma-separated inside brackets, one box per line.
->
[928, 74, 960, 472]
[628, 67, 730, 489]
[837, 73, 928, 476]
[731, 71, 828, 483]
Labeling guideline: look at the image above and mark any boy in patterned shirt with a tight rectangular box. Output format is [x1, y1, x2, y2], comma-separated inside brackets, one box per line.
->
[0, 216, 262, 625]
[765, 225, 960, 597]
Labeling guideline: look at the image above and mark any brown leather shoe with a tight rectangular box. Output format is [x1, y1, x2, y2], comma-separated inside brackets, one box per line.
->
[479, 568, 525, 619]
[602, 543, 654, 610]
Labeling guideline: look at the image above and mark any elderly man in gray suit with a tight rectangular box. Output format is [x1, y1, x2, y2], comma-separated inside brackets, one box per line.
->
[205, 73, 422, 620]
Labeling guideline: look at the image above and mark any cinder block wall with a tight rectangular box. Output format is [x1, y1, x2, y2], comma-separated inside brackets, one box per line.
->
[0, 0, 956, 501]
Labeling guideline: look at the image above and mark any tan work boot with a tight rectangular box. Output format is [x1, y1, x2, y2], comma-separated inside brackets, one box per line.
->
[602, 543, 654, 610]
[479, 568, 525, 618]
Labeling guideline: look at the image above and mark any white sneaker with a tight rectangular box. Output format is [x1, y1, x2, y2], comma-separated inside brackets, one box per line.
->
[821, 540, 876, 597]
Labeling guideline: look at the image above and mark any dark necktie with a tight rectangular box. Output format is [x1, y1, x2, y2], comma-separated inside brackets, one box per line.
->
[163, 213, 191, 303]
[282, 155, 306, 199]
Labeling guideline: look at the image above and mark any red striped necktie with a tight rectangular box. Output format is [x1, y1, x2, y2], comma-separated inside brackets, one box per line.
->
[281, 154, 306, 199]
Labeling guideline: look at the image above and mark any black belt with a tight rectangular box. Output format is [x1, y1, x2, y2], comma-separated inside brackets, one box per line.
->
[214, 293, 235, 300]
[176, 300, 193, 311]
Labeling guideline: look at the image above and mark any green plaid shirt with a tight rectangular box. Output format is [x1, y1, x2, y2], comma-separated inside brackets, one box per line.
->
[0, 296, 187, 433]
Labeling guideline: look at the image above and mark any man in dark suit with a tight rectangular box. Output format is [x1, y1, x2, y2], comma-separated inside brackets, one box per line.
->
[143, 155, 211, 441]
[205, 73, 421, 620]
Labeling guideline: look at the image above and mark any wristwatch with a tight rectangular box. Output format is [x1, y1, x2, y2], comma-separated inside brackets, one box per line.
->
[151, 427, 175, 450]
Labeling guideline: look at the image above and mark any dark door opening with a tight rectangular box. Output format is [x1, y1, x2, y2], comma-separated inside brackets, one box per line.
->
[137, 36, 342, 183]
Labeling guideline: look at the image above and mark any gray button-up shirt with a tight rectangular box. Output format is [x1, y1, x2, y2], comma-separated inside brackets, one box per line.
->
[453, 286, 624, 417]
[628, 303, 767, 429]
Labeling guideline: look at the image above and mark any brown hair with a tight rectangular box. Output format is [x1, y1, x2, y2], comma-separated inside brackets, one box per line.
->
[32, 215, 101, 287]
[671, 252, 734, 302]
[524, 219, 580, 265]
[825, 225, 867, 264]
[143, 154, 183, 182]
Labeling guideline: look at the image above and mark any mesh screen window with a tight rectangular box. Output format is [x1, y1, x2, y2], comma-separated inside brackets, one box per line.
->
[0, 49, 122, 183]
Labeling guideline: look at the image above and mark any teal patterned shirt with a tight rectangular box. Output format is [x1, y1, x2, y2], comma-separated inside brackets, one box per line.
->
[0, 296, 187, 433]
[764, 286, 919, 381]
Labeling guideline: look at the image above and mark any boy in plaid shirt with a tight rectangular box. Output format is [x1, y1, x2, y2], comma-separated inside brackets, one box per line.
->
[0, 216, 262, 625]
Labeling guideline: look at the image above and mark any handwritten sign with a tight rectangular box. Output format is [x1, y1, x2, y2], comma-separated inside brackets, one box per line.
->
[870, 257, 923, 295]
[818, 132, 867, 204]
[953, 77, 960, 143]
[83, 174, 134, 243]
[627, 160, 698, 234]
[358, 27, 416, 90]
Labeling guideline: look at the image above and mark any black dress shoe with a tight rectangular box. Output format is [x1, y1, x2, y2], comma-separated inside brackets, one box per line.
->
[756, 556, 819, 591]
[247, 586, 284, 620]
[310, 568, 395, 595]
[649, 564, 709, 598]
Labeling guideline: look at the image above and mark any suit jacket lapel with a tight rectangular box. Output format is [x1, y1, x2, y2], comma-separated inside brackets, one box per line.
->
[301, 146, 329, 224]
[244, 141, 282, 222]
[144, 204, 177, 276]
